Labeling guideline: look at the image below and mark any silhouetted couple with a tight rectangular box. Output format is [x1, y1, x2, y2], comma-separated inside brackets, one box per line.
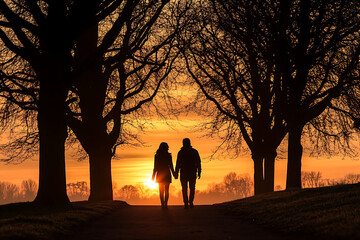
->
[152, 138, 201, 209]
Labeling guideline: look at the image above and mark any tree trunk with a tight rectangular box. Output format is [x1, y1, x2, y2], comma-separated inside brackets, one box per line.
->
[286, 126, 303, 189]
[34, 80, 70, 207]
[264, 150, 277, 193]
[252, 154, 264, 195]
[72, 19, 115, 201]
[88, 145, 113, 201]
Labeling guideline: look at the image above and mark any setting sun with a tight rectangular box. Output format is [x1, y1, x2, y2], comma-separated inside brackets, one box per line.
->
[144, 178, 158, 190]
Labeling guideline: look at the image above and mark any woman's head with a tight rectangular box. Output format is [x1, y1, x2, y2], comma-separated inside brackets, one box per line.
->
[157, 142, 169, 153]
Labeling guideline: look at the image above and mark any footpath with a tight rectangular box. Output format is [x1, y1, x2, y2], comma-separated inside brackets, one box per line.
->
[64, 205, 302, 240]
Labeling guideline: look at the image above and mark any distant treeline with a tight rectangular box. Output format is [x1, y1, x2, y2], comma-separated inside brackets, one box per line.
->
[302, 172, 360, 188]
[0, 180, 37, 204]
[1, 172, 359, 205]
[116, 172, 254, 205]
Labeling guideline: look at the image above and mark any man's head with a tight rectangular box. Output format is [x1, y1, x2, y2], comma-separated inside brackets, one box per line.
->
[183, 138, 191, 147]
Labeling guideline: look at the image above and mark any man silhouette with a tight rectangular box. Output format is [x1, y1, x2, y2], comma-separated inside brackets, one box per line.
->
[175, 138, 201, 209]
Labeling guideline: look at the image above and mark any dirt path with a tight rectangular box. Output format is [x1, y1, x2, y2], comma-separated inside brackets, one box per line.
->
[65, 205, 300, 240]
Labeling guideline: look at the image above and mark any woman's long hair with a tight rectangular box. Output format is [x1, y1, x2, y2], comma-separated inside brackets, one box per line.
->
[156, 142, 169, 156]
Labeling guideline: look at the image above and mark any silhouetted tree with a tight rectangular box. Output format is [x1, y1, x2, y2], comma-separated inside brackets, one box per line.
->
[0, 0, 83, 206]
[67, 181, 89, 201]
[344, 84, 360, 130]
[312, 65, 360, 162]
[269, 0, 360, 189]
[0, 0, 146, 206]
[302, 172, 360, 187]
[180, 0, 287, 194]
[136, 182, 153, 199]
[117, 185, 139, 201]
[0, 181, 20, 203]
[0, 59, 39, 163]
[66, 0, 187, 201]
[186, 0, 360, 193]
[302, 171, 323, 188]
[21, 179, 37, 201]
[343, 174, 360, 184]
[223, 172, 253, 198]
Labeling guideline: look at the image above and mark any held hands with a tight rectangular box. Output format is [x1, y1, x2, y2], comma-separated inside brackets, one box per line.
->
[172, 172, 199, 179]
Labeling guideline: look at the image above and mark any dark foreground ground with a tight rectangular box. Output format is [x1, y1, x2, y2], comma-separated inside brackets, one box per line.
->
[63, 205, 301, 240]
[0, 201, 128, 240]
[219, 183, 360, 240]
[1, 184, 359, 240]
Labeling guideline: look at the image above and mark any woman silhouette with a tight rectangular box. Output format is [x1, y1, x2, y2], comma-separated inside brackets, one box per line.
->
[152, 142, 176, 209]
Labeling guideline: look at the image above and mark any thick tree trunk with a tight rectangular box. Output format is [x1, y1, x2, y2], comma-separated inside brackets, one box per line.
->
[34, 81, 70, 207]
[88, 145, 113, 201]
[252, 154, 264, 195]
[72, 20, 114, 201]
[264, 150, 277, 193]
[286, 126, 303, 189]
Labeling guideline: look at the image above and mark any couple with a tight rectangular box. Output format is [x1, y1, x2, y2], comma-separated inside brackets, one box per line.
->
[152, 138, 201, 209]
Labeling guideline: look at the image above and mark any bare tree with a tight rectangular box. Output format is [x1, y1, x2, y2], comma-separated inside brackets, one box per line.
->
[0, 60, 39, 163]
[117, 185, 139, 201]
[136, 182, 152, 199]
[301, 171, 323, 188]
[343, 83, 360, 130]
[180, 0, 287, 194]
[67, 181, 89, 201]
[21, 179, 37, 201]
[66, 0, 187, 201]
[269, 0, 360, 189]
[0, 181, 20, 203]
[0, 0, 157, 206]
[0, 0, 85, 206]
[343, 174, 360, 184]
[181, 0, 360, 194]
[223, 172, 253, 198]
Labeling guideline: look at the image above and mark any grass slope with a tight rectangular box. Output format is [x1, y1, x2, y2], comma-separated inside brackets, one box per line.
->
[218, 183, 360, 240]
[0, 201, 128, 240]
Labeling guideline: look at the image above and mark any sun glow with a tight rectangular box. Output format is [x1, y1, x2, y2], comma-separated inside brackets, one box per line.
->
[144, 178, 158, 190]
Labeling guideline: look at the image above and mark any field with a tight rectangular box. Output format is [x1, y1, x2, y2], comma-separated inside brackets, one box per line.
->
[0, 201, 128, 240]
[218, 183, 360, 240]
[0, 184, 359, 239]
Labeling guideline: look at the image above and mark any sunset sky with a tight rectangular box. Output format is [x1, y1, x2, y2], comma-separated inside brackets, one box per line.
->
[0, 0, 359, 207]
[1, 113, 359, 194]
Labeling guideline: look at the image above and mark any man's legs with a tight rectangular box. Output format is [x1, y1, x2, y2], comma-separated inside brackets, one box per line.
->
[189, 177, 196, 208]
[180, 178, 189, 208]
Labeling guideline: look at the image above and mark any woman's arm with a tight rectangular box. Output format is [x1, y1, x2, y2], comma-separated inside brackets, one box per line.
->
[169, 154, 177, 179]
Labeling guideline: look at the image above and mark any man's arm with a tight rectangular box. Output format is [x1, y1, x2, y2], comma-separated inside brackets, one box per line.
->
[196, 150, 201, 179]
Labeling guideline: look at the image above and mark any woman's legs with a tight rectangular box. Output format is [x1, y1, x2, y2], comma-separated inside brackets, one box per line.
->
[164, 183, 170, 206]
[159, 183, 165, 206]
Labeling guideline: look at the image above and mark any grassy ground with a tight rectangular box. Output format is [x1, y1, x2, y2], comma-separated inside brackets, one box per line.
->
[218, 183, 360, 240]
[0, 200, 128, 240]
[2, 185, 359, 240]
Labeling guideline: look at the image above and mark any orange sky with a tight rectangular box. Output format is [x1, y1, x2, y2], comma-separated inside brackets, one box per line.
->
[0, 118, 359, 193]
